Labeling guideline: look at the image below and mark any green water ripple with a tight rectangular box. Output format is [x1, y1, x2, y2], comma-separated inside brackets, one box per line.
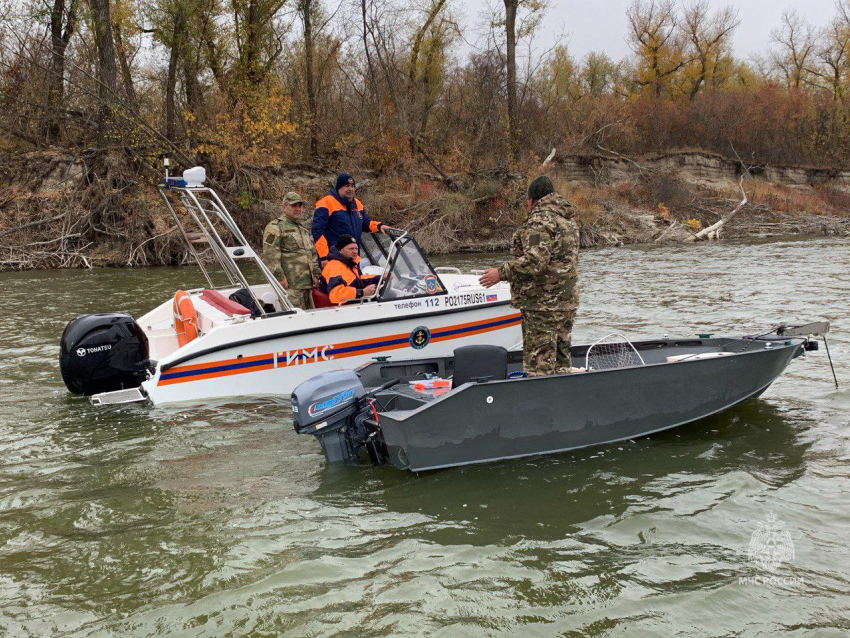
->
[1, 238, 849, 636]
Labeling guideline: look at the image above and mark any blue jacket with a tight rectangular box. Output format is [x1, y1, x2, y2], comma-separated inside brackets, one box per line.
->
[311, 190, 383, 258]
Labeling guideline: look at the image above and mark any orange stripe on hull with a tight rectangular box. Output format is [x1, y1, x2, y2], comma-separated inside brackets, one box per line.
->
[157, 312, 523, 387]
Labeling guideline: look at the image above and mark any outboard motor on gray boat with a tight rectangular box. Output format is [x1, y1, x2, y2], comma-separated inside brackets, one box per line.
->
[59, 313, 152, 395]
[292, 370, 398, 464]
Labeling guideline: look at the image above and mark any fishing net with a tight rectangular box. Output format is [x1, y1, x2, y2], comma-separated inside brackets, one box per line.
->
[585, 333, 645, 371]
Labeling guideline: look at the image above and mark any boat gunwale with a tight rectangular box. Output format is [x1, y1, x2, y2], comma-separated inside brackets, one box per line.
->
[372, 336, 806, 423]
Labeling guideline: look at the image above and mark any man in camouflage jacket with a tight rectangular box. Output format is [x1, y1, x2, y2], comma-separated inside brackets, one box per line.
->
[479, 176, 579, 376]
[262, 191, 319, 309]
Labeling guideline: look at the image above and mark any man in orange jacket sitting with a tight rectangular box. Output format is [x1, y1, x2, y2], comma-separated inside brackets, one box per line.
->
[320, 234, 381, 304]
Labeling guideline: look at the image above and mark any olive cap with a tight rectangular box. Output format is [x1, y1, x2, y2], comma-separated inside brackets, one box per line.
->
[283, 191, 305, 205]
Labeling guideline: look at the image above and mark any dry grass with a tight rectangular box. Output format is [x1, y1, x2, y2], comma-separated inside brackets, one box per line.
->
[743, 182, 841, 216]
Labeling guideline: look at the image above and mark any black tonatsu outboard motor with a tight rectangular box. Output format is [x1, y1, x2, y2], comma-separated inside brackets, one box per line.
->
[293, 370, 398, 465]
[59, 313, 150, 395]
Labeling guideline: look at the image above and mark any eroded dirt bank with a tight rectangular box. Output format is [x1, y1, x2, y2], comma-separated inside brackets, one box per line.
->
[1, 150, 848, 270]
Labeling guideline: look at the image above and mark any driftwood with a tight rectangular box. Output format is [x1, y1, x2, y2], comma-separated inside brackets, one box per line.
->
[654, 220, 680, 242]
[126, 226, 178, 266]
[539, 147, 557, 171]
[684, 175, 747, 242]
[0, 212, 67, 240]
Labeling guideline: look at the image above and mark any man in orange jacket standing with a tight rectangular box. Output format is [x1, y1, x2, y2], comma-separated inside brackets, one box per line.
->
[312, 173, 387, 267]
[320, 234, 381, 304]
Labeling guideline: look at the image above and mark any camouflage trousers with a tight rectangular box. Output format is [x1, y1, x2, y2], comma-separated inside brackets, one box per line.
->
[521, 309, 575, 377]
[288, 288, 315, 310]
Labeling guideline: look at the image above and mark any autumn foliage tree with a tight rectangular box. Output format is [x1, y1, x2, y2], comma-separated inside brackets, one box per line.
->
[0, 0, 849, 173]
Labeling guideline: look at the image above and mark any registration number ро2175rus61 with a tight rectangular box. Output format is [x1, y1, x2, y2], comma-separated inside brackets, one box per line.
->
[392, 293, 490, 312]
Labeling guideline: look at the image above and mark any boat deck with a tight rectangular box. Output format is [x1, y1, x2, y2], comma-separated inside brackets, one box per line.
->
[364, 336, 786, 417]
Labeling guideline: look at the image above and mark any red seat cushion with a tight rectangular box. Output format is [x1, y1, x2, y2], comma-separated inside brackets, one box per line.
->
[200, 289, 251, 316]
[312, 289, 333, 308]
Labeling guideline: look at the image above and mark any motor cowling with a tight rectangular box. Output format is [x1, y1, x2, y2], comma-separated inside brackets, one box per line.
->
[59, 313, 150, 395]
[292, 370, 369, 464]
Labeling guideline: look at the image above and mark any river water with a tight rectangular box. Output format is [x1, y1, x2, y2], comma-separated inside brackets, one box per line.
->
[1, 238, 849, 637]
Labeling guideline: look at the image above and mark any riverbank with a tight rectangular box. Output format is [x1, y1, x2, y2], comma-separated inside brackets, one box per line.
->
[1, 150, 848, 270]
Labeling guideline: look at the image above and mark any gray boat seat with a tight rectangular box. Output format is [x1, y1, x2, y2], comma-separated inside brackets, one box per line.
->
[452, 345, 508, 388]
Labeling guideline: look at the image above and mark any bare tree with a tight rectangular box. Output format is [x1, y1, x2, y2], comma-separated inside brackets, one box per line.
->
[627, 0, 692, 97]
[232, 0, 287, 93]
[409, 0, 454, 141]
[770, 9, 815, 90]
[298, 0, 318, 157]
[88, 0, 119, 133]
[504, 0, 518, 160]
[164, 1, 187, 141]
[361, 0, 379, 112]
[809, 16, 850, 100]
[45, 0, 77, 142]
[681, 0, 739, 98]
[111, 0, 139, 109]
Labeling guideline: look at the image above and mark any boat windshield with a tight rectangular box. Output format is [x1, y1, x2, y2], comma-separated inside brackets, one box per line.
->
[360, 232, 392, 269]
[370, 232, 447, 300]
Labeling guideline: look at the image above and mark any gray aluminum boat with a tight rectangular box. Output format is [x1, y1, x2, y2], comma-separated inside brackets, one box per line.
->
[292, 324, 829, 472]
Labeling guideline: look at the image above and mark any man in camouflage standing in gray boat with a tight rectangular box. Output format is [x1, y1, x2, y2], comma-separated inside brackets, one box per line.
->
[479, 176, 579, 376]
[262, 191, 319, 309]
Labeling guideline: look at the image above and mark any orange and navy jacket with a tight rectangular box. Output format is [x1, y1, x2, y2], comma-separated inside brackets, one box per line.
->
[311, 190, 384, 259]
[320, 249, 381, 304]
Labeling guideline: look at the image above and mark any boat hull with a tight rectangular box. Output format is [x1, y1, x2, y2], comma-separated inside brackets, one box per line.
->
[377, 340, 803, 471]
[142, 300, 521, 405]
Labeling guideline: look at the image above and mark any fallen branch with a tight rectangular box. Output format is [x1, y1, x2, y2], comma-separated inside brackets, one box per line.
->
[539, 147, 556, 171]
[0, 212, 66, 240]
[127, 225, 178, 266]
[580, 120, 624, 146]
[596, 143, 651, 179]
[685, 174, 747, 242]
[654, 220, 680, 243]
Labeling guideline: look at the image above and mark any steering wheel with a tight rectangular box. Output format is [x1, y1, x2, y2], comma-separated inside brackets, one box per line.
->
[398, 274, 429, 293]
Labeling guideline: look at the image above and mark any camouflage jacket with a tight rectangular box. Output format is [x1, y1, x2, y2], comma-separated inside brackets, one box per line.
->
[262, 213, 318, 290]
[497, 193, 579, 312]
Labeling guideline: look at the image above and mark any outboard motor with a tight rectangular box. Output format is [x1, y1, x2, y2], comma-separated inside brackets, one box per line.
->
[292, 370, 369, 463]
[293, 370, 399, 465]
[59, 313, 151, 395]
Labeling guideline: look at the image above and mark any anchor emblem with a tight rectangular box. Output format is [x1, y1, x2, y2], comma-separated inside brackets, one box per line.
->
[409, 326, 431, 350]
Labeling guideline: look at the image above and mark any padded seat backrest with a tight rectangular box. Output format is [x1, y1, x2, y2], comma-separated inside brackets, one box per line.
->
[312, 289, 333, 308]
[200, 289, 251, 316]
[452, 345, 508, 388]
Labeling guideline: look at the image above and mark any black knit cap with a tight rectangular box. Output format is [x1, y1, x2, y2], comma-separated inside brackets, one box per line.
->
[527, 175, 555, 201]
[335, 173, 355, 191]
[335, 234, 357, 250]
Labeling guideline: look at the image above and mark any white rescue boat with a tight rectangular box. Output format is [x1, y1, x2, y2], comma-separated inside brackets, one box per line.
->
[58, 166, 521, 406]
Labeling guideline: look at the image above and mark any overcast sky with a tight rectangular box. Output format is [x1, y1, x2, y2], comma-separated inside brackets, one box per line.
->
[460, 0, 837, 61]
